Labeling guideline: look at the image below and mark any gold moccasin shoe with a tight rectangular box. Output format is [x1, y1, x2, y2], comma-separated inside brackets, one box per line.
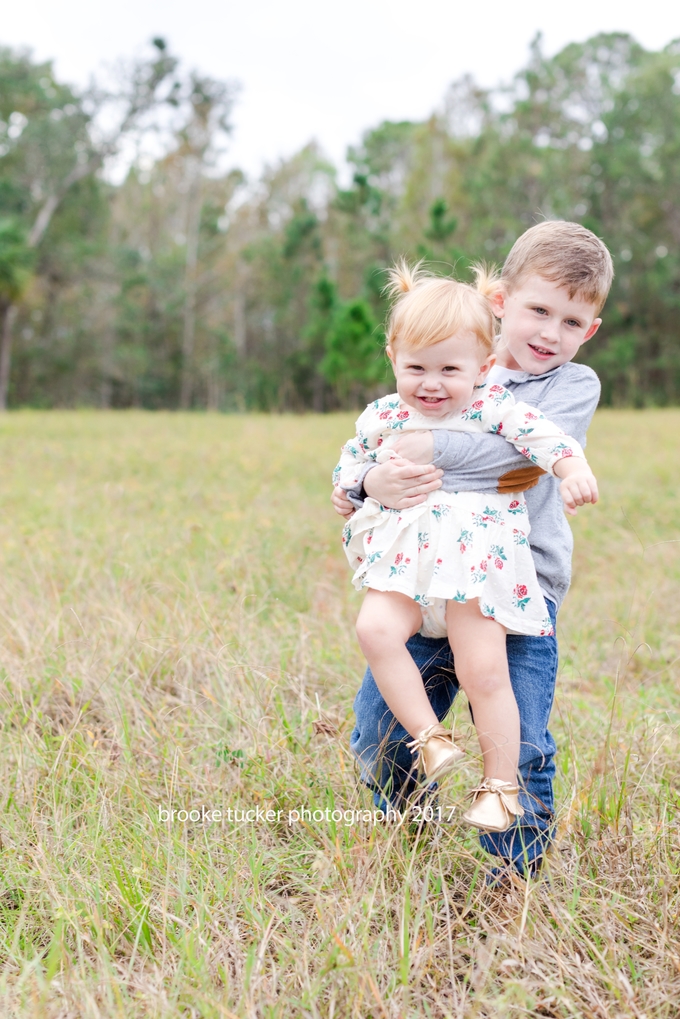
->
[462, 778, 525, 832]
[406, 723, 464, 782]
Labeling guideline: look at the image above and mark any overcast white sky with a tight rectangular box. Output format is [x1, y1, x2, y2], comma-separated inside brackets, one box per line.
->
[2, 0, 678, 180]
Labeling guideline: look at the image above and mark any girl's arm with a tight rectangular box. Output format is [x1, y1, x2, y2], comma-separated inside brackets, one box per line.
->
[551, 456, 598, 515]
[345, 365, 599, 511]
[332, 403, 380, 490]
[333, 432, 370, 490]
[486, 391, 586, 472]
[487, 389, 597, 513]
[331, 485, 356, 519]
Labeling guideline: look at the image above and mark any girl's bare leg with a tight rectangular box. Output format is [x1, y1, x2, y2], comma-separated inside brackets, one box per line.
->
[446, 600, 520, 785]
[355, 589, 438, 739]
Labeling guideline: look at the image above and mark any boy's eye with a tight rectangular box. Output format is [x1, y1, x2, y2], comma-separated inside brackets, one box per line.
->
[565, 318, 581, 328]
[533, 307, 548, 315]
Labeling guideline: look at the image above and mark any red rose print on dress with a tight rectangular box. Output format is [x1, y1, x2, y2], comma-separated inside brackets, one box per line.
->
[490, 544, 507, 570]
[389, 552, 411, 577]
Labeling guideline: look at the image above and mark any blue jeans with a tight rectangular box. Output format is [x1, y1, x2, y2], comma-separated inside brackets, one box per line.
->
[350, 599, 558, 875]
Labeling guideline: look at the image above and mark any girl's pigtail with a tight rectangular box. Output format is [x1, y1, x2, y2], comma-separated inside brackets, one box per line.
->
[383, 259, 426, 300]
[471, 262, 502, 303]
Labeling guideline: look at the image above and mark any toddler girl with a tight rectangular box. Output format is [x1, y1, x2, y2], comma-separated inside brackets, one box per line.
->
[334, 263, 598, 831]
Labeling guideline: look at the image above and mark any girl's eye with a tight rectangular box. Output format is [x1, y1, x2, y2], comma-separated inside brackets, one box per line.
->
[443, 366, 458, 373]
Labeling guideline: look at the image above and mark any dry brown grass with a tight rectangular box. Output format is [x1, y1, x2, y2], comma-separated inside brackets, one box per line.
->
[0, 409, 678, 1018]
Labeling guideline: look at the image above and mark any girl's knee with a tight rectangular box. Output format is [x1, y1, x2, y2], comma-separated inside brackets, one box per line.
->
[356, 592, 421, 650]
[355, 608, 370, 641]
[460, 671, 512, 700]
[356, 608, 394, 654]
[355, 612, 379, 653]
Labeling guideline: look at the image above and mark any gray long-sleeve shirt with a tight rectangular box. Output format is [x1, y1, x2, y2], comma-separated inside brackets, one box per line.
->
[430, 361, 601, 610]
[345, 360, 600, 612]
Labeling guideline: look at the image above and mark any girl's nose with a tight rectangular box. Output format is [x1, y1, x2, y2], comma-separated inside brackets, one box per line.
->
[421, 375, 441, 390]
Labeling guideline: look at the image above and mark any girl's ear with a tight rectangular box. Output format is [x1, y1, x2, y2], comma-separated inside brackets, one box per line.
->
[386, 345, 396, 369]
[475, 353, 496, 385]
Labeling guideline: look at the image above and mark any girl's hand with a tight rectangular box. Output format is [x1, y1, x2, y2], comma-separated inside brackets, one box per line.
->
[553, 456, 599, 516]
[390, 430, 435, 464]
[331, 486, 355, 519]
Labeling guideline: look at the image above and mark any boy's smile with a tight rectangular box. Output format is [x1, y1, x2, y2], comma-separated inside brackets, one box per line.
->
[492, 276, 602, 375]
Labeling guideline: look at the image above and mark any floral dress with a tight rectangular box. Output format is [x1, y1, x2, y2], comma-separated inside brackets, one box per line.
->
[333, 383, 585, 638]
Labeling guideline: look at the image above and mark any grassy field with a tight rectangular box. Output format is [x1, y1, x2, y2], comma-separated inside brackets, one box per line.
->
[0, 409, 678, 1019]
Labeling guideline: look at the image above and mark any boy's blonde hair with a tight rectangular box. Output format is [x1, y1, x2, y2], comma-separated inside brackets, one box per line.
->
[502, 221, 613, 312]
[385, 261, 500, 354]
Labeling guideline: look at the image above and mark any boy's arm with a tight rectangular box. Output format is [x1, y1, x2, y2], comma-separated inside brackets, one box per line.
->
[339, 458, 442, 511]
[432, 369, 600, 492]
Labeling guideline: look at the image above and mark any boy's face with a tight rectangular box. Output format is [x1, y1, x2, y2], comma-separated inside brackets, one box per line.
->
[492, 275, 602, 375]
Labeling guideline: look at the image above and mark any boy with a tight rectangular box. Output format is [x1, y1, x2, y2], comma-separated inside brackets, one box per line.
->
[331, 220, 614, 878]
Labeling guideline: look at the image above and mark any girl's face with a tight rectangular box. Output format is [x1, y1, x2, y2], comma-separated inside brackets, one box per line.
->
[387, 331, 495, 418]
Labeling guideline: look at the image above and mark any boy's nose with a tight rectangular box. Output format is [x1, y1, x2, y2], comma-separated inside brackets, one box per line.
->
[539, 322, 559, 344]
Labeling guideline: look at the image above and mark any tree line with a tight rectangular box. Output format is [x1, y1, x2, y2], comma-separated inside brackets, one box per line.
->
[1, 32, 679, 411]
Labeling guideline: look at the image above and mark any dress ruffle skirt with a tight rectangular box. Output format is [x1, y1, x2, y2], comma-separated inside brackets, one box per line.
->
[343, 492, 554, 637]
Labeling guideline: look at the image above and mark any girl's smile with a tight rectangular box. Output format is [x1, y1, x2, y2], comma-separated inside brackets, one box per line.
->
[387, 332, 495, 418]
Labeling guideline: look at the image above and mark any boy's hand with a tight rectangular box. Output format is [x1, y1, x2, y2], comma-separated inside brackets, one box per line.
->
[331, 487, 355, 519]
[553, 456, 599, 516]
[389, 430, 435, 464]
[364, 458, 443, 509]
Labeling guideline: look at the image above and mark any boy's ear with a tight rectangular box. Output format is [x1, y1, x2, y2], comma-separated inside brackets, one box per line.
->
[490, 287, 507, 319]
[582, 318, 602, 344]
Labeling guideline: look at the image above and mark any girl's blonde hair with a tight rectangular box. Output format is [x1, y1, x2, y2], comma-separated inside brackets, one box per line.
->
[385, 260, 501, 354]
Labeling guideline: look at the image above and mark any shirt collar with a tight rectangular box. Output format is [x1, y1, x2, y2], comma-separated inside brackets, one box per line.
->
[489, 363, 565, 385]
